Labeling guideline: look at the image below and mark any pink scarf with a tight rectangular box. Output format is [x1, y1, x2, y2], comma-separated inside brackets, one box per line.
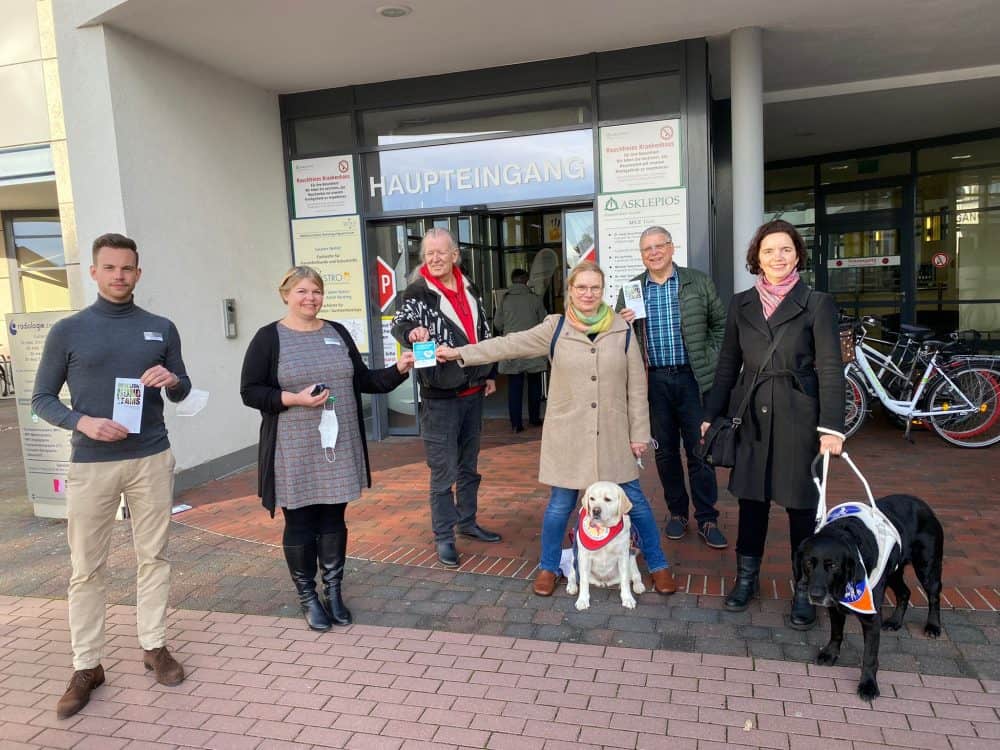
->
[755, 269, 800, 320]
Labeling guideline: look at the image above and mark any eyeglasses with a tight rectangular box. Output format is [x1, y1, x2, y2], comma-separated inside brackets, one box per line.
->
[640, 240, 672, 253]
[571, 285, 604, 295]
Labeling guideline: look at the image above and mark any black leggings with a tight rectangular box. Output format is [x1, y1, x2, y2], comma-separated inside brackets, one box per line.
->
[281, 504, 346, 547]
[735, 498, 814, 561]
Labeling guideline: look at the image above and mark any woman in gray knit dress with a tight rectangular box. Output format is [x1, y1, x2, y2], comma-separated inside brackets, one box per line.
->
[241, 267, 414, 631]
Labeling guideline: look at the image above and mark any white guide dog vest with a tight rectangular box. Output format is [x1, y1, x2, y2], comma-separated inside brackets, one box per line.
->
[813, 453, 901, 615]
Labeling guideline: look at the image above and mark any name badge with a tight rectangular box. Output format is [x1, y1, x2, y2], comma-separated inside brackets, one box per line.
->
[144, 331, 163, 342]
[324, 337, 341, 346]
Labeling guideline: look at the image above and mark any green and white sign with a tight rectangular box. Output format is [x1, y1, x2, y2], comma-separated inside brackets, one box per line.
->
[597, 188, 688, 307]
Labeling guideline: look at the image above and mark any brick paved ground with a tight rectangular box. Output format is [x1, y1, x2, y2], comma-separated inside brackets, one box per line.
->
[2, 398, 1000, 746]
[2, 595, 999, 750]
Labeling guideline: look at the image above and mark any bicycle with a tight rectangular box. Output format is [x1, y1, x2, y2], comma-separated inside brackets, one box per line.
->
[842, 317, 1000, 447]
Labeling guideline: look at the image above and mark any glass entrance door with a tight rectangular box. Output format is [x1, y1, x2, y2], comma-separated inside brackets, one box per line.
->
[819, 182, 915, 328]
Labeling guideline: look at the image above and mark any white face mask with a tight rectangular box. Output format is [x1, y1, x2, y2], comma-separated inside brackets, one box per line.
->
[318, 401, 338, 462]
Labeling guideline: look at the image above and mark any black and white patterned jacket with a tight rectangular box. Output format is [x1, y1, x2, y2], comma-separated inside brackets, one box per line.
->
[391, 275, 497, 398]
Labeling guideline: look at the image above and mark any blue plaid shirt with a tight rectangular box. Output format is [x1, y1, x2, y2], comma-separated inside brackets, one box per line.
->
[644, 273, 687, 367]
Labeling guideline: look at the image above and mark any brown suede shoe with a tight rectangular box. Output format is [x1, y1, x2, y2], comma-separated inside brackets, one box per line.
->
[533, 569, 559, 596]
[650, 568, 678, 594]
[143, 646, 185, 686]
[56, 665, 105, 719]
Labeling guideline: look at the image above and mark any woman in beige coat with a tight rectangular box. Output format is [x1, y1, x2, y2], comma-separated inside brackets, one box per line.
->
[438, 262, 675, 597]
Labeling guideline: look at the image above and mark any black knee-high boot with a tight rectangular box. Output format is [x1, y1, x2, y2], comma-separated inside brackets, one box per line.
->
[283, 542, 332, 631]
[318, 528, 352, 626]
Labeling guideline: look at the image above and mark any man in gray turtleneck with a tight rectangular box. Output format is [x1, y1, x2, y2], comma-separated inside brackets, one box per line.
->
[32, 233, 191, 719]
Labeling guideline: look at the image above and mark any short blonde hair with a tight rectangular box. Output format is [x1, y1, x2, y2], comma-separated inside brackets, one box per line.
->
[279, 266, 324, 301]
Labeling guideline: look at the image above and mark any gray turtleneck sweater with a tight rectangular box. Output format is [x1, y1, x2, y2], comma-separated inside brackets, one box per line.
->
[31, 296, 191, 463]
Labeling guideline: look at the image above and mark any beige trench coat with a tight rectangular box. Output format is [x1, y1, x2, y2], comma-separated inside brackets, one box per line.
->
[457, 314, 650, 488]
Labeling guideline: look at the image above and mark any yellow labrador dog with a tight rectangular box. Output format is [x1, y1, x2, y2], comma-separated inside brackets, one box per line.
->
[565, 481, 645, 610]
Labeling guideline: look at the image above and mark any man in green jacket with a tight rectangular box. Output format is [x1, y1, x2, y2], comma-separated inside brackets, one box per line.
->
[617, 226, 728, 548]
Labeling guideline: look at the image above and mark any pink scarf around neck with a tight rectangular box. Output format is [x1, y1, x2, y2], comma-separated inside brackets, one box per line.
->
[755, 269, 800, 320]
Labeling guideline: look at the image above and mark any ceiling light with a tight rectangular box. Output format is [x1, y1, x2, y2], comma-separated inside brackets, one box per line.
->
[830, 164, 849, 171]
[377, 5, 412, 17]
[951, 154, 973, 160]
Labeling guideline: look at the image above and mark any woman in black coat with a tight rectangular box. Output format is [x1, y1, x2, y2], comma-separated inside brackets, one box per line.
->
[702, 220, 845, 630]
[240, 266, 413, 632]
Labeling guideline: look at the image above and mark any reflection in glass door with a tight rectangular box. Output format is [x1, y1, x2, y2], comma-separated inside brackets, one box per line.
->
[819, 181, 914, 328]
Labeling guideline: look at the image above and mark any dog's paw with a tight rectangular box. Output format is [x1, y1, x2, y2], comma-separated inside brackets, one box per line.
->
[856, 677, 880, 703]
[816, 648, 839, 667]
[621, 595, 637, 610]
[632, 581, 646, 595]
[924, 622, 941, 639]
[565, 581, 578, 595]
[881, 617, 903, 632]
[575, 596, 590, 611]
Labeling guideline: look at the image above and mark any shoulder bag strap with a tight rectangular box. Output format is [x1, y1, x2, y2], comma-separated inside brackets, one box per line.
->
[729, 324, 790, 424]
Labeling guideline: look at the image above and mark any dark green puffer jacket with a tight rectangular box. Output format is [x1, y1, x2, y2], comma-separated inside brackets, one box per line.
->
[615, 265, 727, 393]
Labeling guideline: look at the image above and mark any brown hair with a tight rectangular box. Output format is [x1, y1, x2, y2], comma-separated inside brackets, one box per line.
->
[745, 219, 807, 275]
[278, 266, 324, 301]
[92, 233, 138, 264]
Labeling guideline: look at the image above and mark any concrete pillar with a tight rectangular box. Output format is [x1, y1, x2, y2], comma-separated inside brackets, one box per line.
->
[730, 26, 764, 293]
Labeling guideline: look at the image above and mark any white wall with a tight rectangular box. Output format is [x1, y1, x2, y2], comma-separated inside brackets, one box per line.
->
[54, 13, 292, 472]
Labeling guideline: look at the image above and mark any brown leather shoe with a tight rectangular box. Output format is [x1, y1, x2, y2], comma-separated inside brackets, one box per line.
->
[56, 665, 105, 719]
[650, 568, 678, 594]
[533, 569, 559, 596]
[143, 646, 185, 686]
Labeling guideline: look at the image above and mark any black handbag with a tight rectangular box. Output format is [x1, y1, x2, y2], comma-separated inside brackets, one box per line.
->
[697, 326, 788, 468]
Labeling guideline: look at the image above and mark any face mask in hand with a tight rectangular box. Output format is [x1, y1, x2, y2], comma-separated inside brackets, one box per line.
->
[318, 398, 338, 462]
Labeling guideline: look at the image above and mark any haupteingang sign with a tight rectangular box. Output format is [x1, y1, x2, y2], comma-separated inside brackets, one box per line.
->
[365, 130, 595, 213]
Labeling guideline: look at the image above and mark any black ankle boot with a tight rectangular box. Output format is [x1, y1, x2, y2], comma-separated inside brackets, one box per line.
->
[318, 529, 352, 626]
[283, 543, 332, 631]
[789, 580, 816, 630]
[724, 555, 762, 611]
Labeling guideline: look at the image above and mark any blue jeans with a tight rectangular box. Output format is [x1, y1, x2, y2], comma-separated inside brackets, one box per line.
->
[648, 367, 719, 525]
[539, 480, 669, 573]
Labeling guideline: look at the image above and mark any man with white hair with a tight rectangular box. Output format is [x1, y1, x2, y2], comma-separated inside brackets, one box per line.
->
[392, 228, 500, 567]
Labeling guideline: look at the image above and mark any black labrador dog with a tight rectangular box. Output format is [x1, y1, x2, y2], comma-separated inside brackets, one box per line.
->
[796, 493, 944, 702]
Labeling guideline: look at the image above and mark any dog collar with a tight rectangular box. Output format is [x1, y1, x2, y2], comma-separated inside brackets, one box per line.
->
[577, 507, 625, 550]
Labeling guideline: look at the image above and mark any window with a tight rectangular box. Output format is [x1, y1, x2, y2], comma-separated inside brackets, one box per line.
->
[360, 86, 592, 147]
[598, 74, 680, 122]
[819, 153, 909, 184]
[918, 137, 1000, 173]
[7, 216, 70, 312]
[293, 114, 354, 156]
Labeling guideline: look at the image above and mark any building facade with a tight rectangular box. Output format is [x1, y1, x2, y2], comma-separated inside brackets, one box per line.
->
[3, 0, 996, 502]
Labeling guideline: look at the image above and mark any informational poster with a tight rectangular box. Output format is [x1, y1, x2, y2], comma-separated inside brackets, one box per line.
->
[597, 188, 688, 307]
[5, 311, 74, 518]
[600, 119, 682, 193]
[292, 216, 370, 353]
[543, 213, 562, 243]
[291, 155, 357, 218]
[381, 317, 399, 367]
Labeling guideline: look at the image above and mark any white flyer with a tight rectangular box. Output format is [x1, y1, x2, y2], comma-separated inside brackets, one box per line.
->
[112, 378, 144, 433]
[622, 280, 646, 319]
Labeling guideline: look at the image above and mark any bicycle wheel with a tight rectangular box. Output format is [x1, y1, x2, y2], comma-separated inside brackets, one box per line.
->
[843, 370, 868, 439]
[926, 366, 1000, 447]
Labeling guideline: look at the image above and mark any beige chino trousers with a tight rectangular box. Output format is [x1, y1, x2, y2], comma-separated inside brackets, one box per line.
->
[66, 448, 175, 670]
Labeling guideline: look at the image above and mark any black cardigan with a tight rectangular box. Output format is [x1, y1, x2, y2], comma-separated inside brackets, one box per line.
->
[239, 320, 408, 516]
